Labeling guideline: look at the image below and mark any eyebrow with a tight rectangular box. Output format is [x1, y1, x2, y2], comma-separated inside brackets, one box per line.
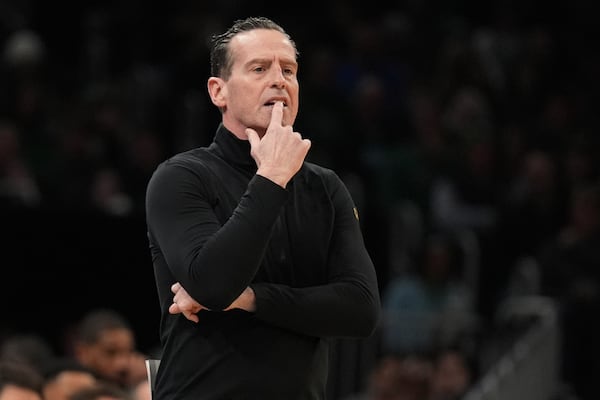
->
[245, 56, 297, 65]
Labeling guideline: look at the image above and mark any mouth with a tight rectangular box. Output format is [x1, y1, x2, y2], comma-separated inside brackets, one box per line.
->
[264, 100, 288, 107]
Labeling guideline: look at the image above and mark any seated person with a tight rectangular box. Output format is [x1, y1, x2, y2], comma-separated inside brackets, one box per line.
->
[41, 357, 98, 400]
[0, 361, 44, 400]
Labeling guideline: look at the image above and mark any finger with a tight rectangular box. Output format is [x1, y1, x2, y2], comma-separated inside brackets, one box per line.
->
[303, 137, 312, 150]
[269, 101, 284, 127]
[246, 128, 259, 148]
[169, 303, 180, 314]
[178, 298, 194, 310]
[171, 282, 181, 294]
[183, 311, 199, 323]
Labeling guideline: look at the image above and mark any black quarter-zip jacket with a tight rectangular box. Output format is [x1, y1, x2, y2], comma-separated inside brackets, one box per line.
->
[145, 124, 380, 399]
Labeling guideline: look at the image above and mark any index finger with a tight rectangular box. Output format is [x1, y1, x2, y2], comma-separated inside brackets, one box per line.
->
[269, 101, 284, 127]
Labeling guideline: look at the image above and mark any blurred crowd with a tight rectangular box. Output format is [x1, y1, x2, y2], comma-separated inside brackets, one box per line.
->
[1, 1, 599, 399]
[0, 308, 155, 400]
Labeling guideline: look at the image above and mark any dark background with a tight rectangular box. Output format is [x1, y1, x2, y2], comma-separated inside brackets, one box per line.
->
[1, 208, 159, 353]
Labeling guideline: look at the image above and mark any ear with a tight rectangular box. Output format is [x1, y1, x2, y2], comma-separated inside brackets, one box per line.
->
[207, 77, 226, 108]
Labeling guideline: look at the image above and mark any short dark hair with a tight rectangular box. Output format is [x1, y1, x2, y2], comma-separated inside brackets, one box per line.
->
[40, 357, 96, 381]
[75, 308, 132, 344]
[0, 361, 44, 396]
[209, 16, 298, 79]
[69, 381, 130, 400]
[0, 333, 54, 369]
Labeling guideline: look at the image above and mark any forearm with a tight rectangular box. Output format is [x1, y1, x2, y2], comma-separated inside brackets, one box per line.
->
[180, 176, 287, 310]
[252, 277, 380, 338]
[226, 286, 257, 312]
[148, 166, 288, 311]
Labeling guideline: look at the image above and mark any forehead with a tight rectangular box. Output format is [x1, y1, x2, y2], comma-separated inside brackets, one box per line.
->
[94, 328, 134, 348]
[230, 29, 296, 63]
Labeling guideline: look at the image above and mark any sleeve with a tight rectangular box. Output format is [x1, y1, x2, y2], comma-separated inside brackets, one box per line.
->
[251, 171, 381, 338]
[145, 162, 288, 310]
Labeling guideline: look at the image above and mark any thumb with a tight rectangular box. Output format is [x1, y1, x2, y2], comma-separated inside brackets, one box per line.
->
[245, 128, 260, 149]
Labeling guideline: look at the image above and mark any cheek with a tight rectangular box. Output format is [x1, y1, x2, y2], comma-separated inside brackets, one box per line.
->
[288, 104, 299, 125]
[283, 109, 297, 126]
[290, 87, 300, 111]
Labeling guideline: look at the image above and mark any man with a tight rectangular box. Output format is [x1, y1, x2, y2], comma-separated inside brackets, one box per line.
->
[71, 309, 148, 391]
[68, 382, 131, 400]
[145, 16, 381, 399]
[40, 357, 98, 400]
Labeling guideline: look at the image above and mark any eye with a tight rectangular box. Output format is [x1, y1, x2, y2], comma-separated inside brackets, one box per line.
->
[253, 66, 265, 73]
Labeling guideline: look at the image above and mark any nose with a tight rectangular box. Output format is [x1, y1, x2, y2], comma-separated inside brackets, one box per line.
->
[270, 66, 286, 89]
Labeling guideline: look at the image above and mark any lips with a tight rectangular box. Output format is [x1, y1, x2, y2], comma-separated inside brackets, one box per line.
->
[264, 98, 288, 107]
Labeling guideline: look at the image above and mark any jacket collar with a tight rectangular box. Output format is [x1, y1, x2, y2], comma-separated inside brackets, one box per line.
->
[209, 123, 256, 171]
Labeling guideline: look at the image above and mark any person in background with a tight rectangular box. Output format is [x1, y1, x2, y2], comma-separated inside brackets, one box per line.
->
[70, 308, 148, 391]
[0, 361, 44, 400]
[381, 232, 475, 355]
[0, 332, 55, 375]
[345, 354, 432, 400]
[129, 378, 151, 400]
[68, 381, 132, 400]
[41, 357, 99, 400]
[427, 347, 475, 400]
[537, 182, 600, 400]
[145, 16, 380, 399]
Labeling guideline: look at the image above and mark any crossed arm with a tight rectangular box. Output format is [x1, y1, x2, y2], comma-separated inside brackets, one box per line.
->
[169, 282, 255, 322]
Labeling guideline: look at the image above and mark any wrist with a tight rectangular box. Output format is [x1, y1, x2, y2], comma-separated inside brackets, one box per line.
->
[242, 286, 257, 312]
[227, 286, 257, 312]
[256, 169, 289, 188]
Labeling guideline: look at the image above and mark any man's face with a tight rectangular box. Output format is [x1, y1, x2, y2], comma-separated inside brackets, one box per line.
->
[213, 28, 299, 138]
[75, 328, 135, 386]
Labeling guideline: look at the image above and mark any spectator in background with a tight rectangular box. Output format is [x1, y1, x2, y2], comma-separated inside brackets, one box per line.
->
[70, 308, 148, 392]
[427, 347, 475, 400]
[68, 381, 132, 400]
[89, 166, 133, 216]
[0, 333, 55, 375]
[345, 354, 432, 400]
[0, 361, 44, 400]
[429, 86, 498, 236]
[562, 135, 600, 194]
[0, 28, 49, 148]
[381, 232, 476, 355]
[537, 182, 600, 400]
[41, 357, 98, 400]
[497, 149, 566, 273]
[129, 378, 151, 400]
[0, 119, 41, 207]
